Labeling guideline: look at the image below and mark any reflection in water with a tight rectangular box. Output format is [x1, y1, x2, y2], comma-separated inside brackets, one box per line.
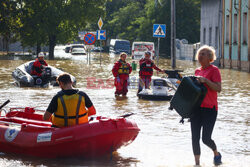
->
[0, 49, 249, 166]
[0, 152, 139, 167]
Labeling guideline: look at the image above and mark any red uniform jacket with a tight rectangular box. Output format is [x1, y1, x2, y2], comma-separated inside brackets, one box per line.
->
[139, 58, 161, 77]
[31, 59, 48, 76]
[112, 60, 132, 77]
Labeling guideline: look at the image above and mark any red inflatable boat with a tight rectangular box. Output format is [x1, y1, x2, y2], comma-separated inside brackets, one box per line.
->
[0, 107, 140, 158]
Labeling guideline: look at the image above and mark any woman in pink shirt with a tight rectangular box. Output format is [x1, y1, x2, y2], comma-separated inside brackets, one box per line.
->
[191, 45, 222, 166]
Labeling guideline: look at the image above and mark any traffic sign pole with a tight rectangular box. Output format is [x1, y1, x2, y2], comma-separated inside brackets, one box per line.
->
[97, 16, 105, 66]
[89, 49, 91, 65]
[100, 40, 102, 65]
[157, 37, 160, 66]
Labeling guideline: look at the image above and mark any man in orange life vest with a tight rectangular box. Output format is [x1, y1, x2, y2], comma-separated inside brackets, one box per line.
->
[112, 52, 132, 96]
[138, 51, 164, 94]
[43, 73, 96, 127]
[31, 52, 48, 77]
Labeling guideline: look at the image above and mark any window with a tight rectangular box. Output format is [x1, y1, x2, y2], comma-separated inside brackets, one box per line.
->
[233, 14, 238, 43]
[226, 15, 229, 43]
[215, 27, 218, 48]
[209, 27, 212, 46]
[203, 28, 206, 44]
[243, 12, 248, 44]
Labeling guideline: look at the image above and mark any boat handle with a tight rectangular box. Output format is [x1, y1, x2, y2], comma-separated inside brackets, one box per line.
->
[0, 100, 10, 110]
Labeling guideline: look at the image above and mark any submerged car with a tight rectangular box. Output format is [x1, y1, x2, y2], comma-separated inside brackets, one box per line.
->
[109, 39, 130, 54]
[64, 44, 85, 53]
[91, 46, 104, 52]
[64, 45, 71, 53]
[71, 48, 86, 55]
[69, 44, 85, 53]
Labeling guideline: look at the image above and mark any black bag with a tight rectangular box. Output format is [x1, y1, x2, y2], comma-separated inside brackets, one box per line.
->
[169, 76, 207, 123]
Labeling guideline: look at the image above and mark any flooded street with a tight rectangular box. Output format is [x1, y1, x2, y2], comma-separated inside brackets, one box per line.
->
[0, 49, 249, 167]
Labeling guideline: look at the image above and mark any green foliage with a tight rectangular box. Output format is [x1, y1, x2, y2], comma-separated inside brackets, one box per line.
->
[1, 0, 106, 58]
[20, 0, 104, 43]
[107, 1, 144, 41]
[0, 0, 22, 47]
[1, 0, 200, 57]
[105, 0, 201, 56]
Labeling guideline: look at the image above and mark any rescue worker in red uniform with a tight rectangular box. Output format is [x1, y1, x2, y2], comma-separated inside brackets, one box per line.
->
[112, 52, 132, 96]
[31, 52, 48, 77]
[43, 73, 96, 127]
[138, 51, 164, 94]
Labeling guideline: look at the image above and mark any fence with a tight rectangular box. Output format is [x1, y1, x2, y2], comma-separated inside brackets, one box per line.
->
[175, 41, 200, 61]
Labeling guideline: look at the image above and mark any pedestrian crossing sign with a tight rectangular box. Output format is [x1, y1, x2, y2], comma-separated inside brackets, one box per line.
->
[153, 24, 166, 38]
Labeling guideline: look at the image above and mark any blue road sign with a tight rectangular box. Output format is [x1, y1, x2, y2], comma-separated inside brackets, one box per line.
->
[153, 24, 166, 38]
[96, 30, 106, 40]
[84, 33, 96, 45]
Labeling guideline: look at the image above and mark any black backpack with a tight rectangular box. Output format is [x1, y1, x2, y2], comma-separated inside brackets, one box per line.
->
[169, 76, 207, 123]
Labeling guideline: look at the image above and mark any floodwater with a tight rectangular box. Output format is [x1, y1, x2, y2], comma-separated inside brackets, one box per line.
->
[0, 47, 249, 167]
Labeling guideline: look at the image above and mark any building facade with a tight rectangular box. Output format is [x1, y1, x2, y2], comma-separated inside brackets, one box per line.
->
[201, 0, 249, 72]
[200, 0, 223, 66]
[221, 0, 249, 72]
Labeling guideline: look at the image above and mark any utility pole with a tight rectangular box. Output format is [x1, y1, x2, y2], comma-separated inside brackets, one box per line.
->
[171, 0, 176, 69]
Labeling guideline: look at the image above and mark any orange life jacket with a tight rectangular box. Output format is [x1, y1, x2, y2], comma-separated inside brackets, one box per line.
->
[52, 92, 88, 127]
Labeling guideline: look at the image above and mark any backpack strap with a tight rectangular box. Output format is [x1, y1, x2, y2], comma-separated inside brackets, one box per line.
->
[59, 96, 68, 127]
[75, 93, 82, 125]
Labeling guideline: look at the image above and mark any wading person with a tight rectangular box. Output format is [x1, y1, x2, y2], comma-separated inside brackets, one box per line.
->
[31, 52, 48, 77]
[43, 73, 96, 127]
[191, 45, 222, 166]
[112, 52, 132, 97]
[138, 51, 164, 94]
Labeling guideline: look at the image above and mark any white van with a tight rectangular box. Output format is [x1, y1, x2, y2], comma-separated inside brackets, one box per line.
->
[132, 42, 155, 59]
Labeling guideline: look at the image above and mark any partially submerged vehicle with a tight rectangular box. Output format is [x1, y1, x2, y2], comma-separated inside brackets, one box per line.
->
[64, 44, 85, 53]
[91, 46, 104, 52]
[109, 39, 130, 54]
[137, 70, 182, 101]
[132, 42, 155, 60]
[0, 101, 140, 158]
[12, 61, 76, 87]
[64, 45, 71, 53]
[71, 48, 86, 55]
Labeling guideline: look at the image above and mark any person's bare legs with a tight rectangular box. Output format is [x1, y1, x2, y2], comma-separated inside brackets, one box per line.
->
[194, 155, 200, 165]
[213, 150, 219, 156]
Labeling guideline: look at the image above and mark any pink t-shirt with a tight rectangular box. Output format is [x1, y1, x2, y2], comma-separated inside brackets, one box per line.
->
[195, 65, 221, 111]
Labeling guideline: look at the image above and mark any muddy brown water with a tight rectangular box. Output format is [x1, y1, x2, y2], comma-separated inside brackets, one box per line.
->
[0, 49, 249, 167]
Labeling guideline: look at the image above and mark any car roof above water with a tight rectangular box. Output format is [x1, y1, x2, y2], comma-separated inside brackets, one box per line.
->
[110, 39, 130, 45]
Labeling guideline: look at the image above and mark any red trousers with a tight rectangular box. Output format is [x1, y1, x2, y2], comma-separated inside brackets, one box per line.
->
[114, 74, 129, 95]
[138, 75, 152, 93]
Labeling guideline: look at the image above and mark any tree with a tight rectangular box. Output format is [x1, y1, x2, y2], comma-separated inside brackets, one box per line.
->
[2, 0, 200, 58]
[104, 0, 200, 57]
[19, 0, 106, 59]
[107, 1, 145, 41]
[0, 0, 21, 53]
